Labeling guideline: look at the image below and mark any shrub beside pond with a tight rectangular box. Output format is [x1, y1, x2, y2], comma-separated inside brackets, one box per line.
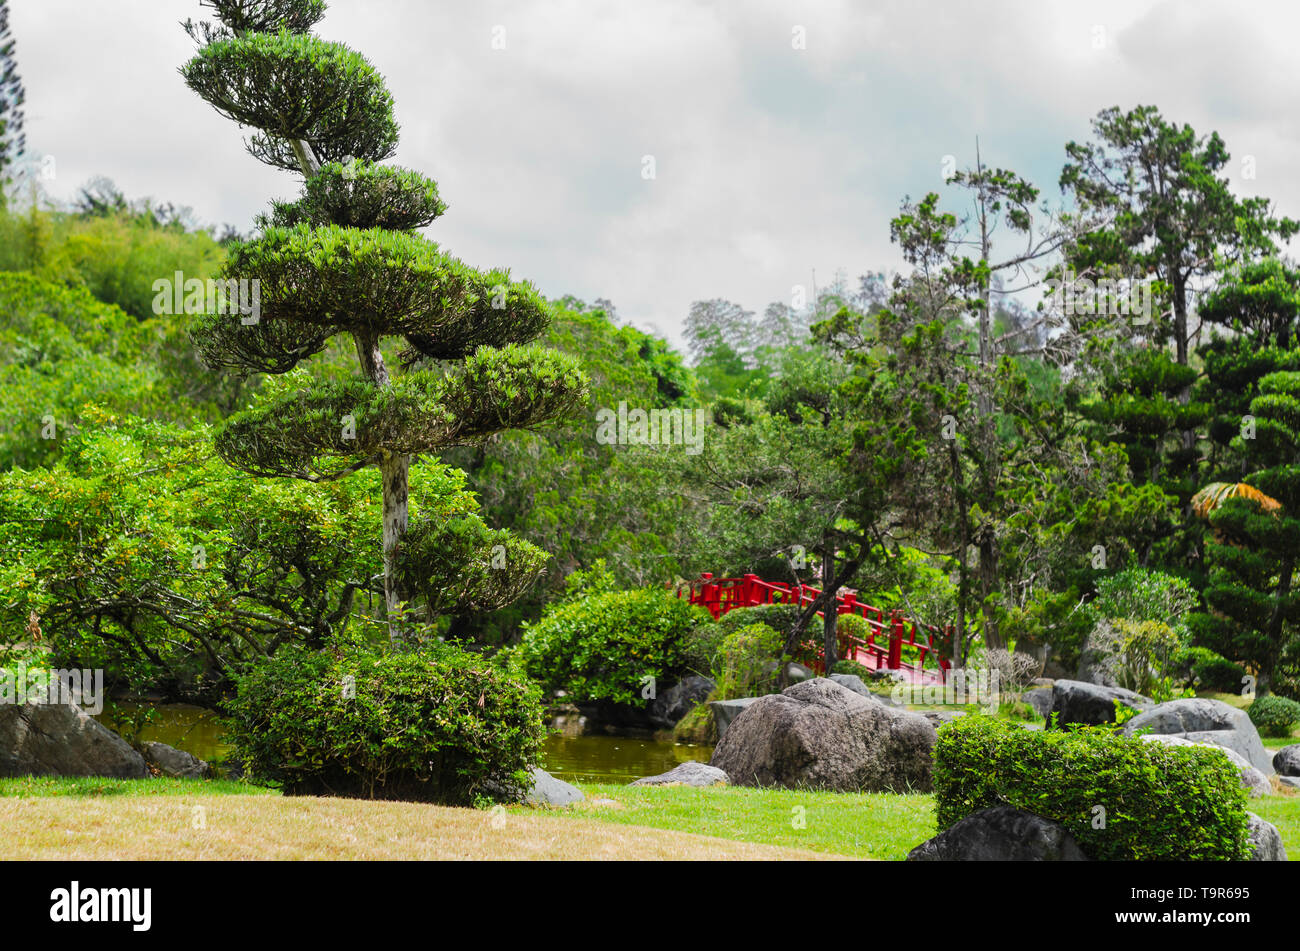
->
[225, 642, 545, 805]
[515, 588, 709, 705]
[933, 716, 1251, 861]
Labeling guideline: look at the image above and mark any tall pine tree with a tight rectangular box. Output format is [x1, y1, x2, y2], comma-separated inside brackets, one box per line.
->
[1188, 262, 1300, 692]
[180, 1, 587, 642]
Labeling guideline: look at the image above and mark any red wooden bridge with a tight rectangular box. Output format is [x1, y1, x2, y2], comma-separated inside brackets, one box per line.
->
[674, 572, 952, 684]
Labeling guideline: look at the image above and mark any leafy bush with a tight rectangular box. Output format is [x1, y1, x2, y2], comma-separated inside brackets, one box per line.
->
[835, 612, 872, 642]
[1109, 618, 1184, 697]
[716, 603, 804, 640]
[224, 642, 546, 804]
[1086, 567, 1198, 637]
[933, 716, 1251, 861]
[831, 658, 875, 681]
[1247, 695, 1300, 738]
[712, 623, 784, 700]
[682, 620, 729, 678]
[558, 560, 620, 603]
[1177, 646, 1246, 693]
[516, 588, 709, 704]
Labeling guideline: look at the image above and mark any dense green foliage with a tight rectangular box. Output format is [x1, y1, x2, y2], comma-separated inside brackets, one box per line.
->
[1247, 694, 1300, 738]
[515, 588, 709, 705]
[224, 642, 545, 804]
[0, 411, 518, 702]
[933, 716, 1251, 860]
[7, 48, 1300, 809]
[712, 623, 785, 700]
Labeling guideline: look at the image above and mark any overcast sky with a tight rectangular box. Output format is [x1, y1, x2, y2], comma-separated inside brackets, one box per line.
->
[11, 0, 1300, 348]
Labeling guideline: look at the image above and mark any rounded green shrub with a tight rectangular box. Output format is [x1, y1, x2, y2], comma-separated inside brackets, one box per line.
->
[224, 642, 545, 804]
[516, 588, 710, 705]
[716, 603, 804, 641]
[713, 622, 784, 700]
[934, 716, 1250, 861]
[836, 613, 872, 641]
[682, 620, 728, 678]
[1247, 694, 1300, 737]
[831, 658, 875, 680]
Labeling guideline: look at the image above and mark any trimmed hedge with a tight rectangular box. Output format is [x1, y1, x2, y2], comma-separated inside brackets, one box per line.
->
[933, 716, 1251, 861]
[225, 642, 545, 805]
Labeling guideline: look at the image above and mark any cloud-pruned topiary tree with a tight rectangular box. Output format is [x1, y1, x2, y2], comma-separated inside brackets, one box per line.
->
[180, 0, 587, 642]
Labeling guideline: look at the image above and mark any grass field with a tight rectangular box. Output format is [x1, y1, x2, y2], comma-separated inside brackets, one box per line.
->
[559, 783, 933, 860]
[0, 780, 838, 861]
[2, 775, 1293, 860]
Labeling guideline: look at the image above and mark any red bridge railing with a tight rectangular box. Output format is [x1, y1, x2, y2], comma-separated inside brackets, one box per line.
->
[673, 572, 952, 683]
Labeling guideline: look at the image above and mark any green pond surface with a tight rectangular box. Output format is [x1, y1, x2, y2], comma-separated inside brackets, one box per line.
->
[95, 702, 713, 785]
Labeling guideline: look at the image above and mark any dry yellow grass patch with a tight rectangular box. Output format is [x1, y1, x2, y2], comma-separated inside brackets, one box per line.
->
[0, 795, 843, 860]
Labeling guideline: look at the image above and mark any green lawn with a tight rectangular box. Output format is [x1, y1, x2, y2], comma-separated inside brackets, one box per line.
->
[0, 775, 271, 798]
[558, 782, 1299, 861]
[555, 783, 934, 860]
[3, 773, 1296, 861]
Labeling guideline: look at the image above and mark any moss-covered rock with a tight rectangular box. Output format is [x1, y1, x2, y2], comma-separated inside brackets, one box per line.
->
[672, 702, 717, 745]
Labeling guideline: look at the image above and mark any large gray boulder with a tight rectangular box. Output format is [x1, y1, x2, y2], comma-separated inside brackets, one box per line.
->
[630, 761, 728, 787]
[1246, 812, 1287, 861]
[907, 807, 1090, 861]
[709, 697, 761, 739]
[1023, 687, 1053, 718]
[141, 741, 211, 779]
[1123, 698, 1273, 775]
[0, 700, 148, 779]
[709, 678, 937, 793]
[648, 675, 715, 728]
[1050, 679, 1153, 727]
[1272, 744, 1300, 777]
[1137, 734, 1270, 798]
[785, 662, 816, 684]
[524, 768, 584, 806]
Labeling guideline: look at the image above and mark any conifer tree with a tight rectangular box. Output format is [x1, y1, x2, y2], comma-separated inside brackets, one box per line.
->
[180, 1, 587, 642]
[1188, 262, 1300, 691]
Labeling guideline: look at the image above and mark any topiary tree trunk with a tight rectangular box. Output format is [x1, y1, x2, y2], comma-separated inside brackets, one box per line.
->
[180, 0, 586, 643]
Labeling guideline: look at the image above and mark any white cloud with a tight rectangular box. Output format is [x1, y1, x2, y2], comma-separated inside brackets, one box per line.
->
[11, 0, 1298, 352]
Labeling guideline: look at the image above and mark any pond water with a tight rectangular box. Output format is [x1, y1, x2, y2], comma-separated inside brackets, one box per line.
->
[95, 702, 713, 785]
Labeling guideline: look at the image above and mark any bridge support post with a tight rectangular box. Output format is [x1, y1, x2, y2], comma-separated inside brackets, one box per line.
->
[888, 611, 905, 669]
